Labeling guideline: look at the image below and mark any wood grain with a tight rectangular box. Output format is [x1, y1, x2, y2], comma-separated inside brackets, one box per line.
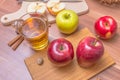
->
[25, 28, 115, 80]
[0, 0, 120, 80]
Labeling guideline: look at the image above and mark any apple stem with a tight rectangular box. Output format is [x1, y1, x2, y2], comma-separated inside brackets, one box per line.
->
[95, 34, 100, 39]
[105, 23, 108, 26]
[60, 45, 64, 50]
[104, 22, 110, 29]
[65, 13, 70, 19]
[92, 39, 98, 46]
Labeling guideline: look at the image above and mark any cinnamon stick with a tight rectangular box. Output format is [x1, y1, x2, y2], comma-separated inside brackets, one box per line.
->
[11, 36, 24, 51]
[8, 35, 24, 51]
[8, 35, 21, 47]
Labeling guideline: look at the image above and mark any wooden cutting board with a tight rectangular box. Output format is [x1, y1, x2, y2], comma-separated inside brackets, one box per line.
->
[0, 0, 88, 25]
[24, 28, 115, 80]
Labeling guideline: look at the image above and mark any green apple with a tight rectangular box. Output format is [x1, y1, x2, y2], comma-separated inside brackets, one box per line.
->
[56, 10, 79, 34]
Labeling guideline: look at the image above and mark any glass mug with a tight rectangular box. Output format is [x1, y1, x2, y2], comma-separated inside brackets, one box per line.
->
[13, 13, 49, 50]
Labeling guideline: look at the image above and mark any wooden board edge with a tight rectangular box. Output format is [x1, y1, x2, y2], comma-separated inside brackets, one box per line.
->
[24, 60, 34, 80]
[89, 61, 115, 80]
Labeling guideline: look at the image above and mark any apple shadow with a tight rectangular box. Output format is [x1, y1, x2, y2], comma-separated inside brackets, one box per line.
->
[60, 23, 84, 37]
[101, 33, 120, 44]
[54, 59, 76, 73]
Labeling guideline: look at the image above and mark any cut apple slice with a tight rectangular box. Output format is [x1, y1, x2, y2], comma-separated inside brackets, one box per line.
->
[27, 2, 46, 14]
[52, 3, 65, 13]
[47, 0, 60, 8]
[47, 0, 65, 16]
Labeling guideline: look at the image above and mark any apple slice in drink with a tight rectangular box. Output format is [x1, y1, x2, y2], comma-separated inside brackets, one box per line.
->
[47, 0, 65, 16]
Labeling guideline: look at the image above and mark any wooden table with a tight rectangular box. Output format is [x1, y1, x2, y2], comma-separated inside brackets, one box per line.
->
[0, 0, 120, 80]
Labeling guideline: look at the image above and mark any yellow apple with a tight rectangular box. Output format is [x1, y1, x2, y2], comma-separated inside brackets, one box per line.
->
[56, 10, 79, 34]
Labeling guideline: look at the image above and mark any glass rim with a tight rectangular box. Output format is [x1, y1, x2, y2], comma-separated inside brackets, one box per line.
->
[20, 14, 48, 39]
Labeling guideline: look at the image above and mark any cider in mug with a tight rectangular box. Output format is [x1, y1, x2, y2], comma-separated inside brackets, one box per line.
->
[20, 17, 48, 50]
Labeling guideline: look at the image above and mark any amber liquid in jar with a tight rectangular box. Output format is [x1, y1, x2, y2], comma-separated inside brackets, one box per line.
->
[20, 17, 48, 50]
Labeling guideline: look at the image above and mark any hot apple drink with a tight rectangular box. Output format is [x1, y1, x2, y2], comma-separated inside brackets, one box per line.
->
[20, 17, 48, 50]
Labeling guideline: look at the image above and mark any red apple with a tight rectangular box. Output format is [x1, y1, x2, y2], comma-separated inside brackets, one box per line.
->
[47, 38, 74, 67]
[76, 37, 104, 68]
[95, 16, 117, 39]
